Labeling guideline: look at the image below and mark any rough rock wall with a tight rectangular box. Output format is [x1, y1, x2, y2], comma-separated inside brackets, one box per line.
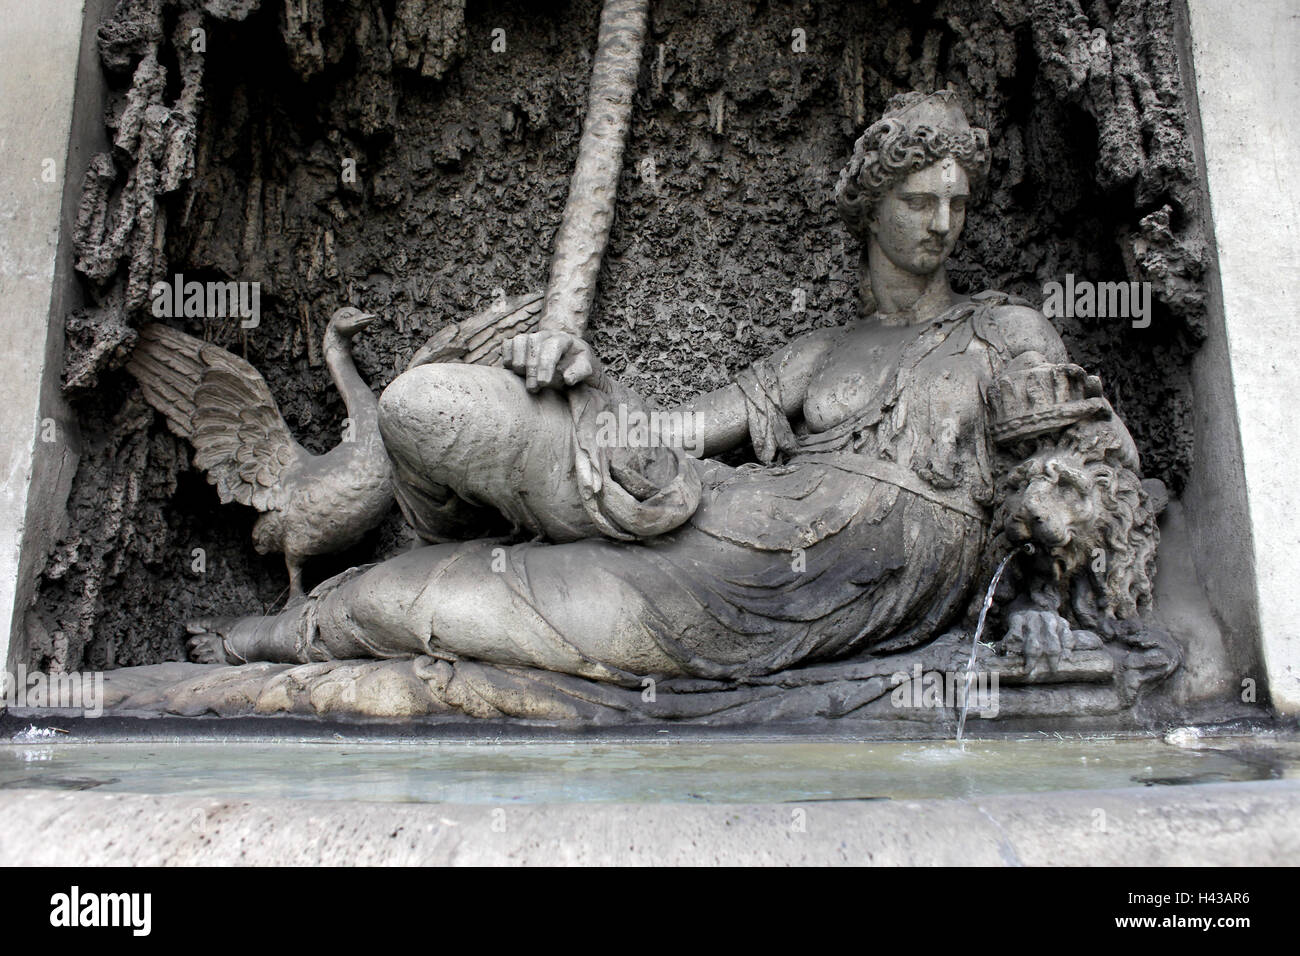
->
[30, 0, 1208, 671]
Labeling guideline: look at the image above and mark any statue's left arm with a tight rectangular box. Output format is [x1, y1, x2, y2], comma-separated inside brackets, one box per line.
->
[990, 303, 1141, 461]
[990, 303, 1070, 367]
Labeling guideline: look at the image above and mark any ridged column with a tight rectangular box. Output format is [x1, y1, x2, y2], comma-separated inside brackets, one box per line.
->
[541, 0, 649, 337]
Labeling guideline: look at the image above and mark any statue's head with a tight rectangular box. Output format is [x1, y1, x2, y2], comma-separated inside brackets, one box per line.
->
[836, 91, 991, 278]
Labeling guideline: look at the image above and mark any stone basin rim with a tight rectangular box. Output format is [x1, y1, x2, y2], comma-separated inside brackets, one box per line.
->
[2, 710, 1294, 747]
[1, 779, 1297, 866]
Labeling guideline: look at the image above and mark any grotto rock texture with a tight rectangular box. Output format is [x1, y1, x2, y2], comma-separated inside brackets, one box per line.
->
[33, 0, 1209, 673]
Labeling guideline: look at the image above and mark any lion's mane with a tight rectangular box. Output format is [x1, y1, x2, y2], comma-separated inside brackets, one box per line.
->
[996, 420, 1161, 636]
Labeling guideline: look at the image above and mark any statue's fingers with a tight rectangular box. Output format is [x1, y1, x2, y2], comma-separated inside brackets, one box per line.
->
[1052, 616, 1073, 659]
[1022, 637, 1042, 677]
[1004, 613, 1026, 651]
[1043, 618, 1063, 669]
[1025, 618, 1052, 675]
[562, 350, 594, 386]
[525, 334, 542, 391]
[501, 336, 516, 370]
[511, 335, 529, 375]
[536, 337, 565, 389]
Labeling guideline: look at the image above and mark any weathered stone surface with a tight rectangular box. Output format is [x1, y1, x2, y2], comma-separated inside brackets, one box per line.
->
[1, 779, 1295, 865]
[0, 0, 94, 676]
[1184, 0, 1300, 714]
[97, 625, 1140, 724]
[38, 0, 1210, 679]
[390, 0, 466, 80]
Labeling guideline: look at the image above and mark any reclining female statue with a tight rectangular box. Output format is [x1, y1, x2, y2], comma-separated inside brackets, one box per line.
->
[187, 91, 1151, 686]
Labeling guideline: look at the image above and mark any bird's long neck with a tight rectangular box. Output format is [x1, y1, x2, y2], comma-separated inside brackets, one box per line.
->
[324, 328, 379, 433]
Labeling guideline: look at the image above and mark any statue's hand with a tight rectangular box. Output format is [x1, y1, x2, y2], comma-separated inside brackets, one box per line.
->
[1003, 608, 1101, 680]
[502, 330, 598, 392]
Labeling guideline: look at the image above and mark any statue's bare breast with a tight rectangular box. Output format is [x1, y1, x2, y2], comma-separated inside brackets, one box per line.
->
[802, 320, 923, 433]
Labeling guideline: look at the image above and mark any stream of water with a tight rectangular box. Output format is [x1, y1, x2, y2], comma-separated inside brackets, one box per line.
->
[956, 547, 1026, 743]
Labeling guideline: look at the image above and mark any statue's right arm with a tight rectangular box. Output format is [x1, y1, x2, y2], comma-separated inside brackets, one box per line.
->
[678, 327, 840, 458]
[502, 326, 838, 458]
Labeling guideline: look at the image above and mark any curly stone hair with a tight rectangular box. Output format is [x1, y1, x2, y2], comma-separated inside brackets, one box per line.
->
[835, 91, 992, 242]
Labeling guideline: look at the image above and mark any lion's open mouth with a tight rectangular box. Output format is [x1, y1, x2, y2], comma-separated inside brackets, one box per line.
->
[1035, 526, 1074, 548]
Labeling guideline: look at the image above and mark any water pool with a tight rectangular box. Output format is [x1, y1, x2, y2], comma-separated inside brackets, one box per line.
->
[2, 732, 1295, 804]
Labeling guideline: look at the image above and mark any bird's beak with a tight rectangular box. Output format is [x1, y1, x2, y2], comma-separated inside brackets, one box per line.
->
[356, 312, 378, 327]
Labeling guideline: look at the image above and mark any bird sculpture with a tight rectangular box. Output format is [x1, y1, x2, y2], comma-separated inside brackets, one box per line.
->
[127, 307, 395, 598]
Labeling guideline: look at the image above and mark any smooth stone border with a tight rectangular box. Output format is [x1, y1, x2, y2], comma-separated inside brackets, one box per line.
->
[1183, 0, 1300, 713]
[0, 0, 113, 677]
[0, 779, 1295, 865]
[0, 1, 88, 674]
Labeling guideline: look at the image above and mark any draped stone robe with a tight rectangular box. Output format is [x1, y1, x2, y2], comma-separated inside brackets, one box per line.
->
[303, 294, 1018, 682]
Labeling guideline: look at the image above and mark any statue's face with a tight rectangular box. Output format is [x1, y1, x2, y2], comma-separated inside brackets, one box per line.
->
[869, 156, 969, 276]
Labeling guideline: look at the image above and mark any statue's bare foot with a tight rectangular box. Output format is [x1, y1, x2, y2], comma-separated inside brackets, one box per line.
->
[186, 609, 307, 664]
[185, 618, 251, 664]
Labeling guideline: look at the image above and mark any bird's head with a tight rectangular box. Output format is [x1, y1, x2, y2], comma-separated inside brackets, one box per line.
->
[328, 306, 378, 339]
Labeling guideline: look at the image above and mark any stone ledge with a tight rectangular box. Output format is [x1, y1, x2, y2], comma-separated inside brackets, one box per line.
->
[0, 779, 1296, 866]
[89, 628, 1135, 725]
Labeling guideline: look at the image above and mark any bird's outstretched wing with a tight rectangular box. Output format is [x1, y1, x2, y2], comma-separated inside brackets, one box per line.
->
[128, 324, 307, 512]
[407, 290, 545, 370]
